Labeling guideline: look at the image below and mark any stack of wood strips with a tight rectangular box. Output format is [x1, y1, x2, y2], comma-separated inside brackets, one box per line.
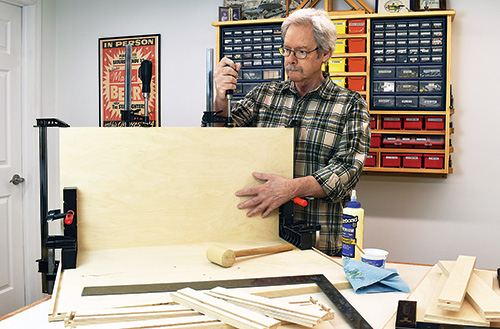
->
[207, 287, 334, 327]
[424, 255, 500, 326]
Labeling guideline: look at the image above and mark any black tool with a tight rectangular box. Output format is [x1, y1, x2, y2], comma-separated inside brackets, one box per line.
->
[34, 118, 77, 294]
[225, 89, 234, 127]
[138, 59, 153, 126]
[279, 199, 320, 250]
[120, 45, 152, 127]
[497, 268, 500, 289]
[82, 274, 372, 329]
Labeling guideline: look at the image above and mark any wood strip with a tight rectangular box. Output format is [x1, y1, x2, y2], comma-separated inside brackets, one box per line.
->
[65, 304, 201, 327]
[207, 287, 333, 328]
[252, 284, 321, 298]
[171, 288, 280, 329]
[439, 261, 500, 321]
[65, 315, 231, 329]
[48, 264, 66, 322]
[425, 273, 490, 326]
[437, 255, 476, 311]
[354, 0, 374, 13]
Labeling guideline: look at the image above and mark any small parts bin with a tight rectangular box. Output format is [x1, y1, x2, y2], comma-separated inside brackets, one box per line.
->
[365, 153, 377, 167]
[347, 77, 365, 91]
[331, 77, 346, 88]
[334, 39, 346, 54]
[425, 116, 445, 130]
[370, 115, 377, 130]
[348, 19, 366, 34]
[404, 116, 423, 130]
[402, 154, 422, 168]
[332, 20, 347, 35]
[414, 136, 445, 149]
[382, 116, 402, 130]
[329, 58, 346, 72]
[370, 133, 381, 148]
[348, 39, 366, 53]
[383, 136, 402, 148]
[424, 154, 444, 169]
[382, 153, 401, 168]
[380, 135, 445, 149]
[347, 58, 366, 72]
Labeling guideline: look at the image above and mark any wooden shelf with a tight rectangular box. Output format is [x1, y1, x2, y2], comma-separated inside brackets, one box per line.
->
[369, 111, 448, 115]
[336, 33, 368, 39]
[330, 52, 368, 58]
[372, 130, 446, 135]
[363, 167, 451, 175]
[330, 71, 367, 77]
[370, 148, 445, 154]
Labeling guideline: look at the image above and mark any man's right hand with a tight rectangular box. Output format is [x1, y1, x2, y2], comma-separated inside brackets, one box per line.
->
[214, 57, 241, 105]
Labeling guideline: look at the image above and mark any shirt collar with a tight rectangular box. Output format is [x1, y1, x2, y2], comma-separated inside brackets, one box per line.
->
[285, 71, 334, 98]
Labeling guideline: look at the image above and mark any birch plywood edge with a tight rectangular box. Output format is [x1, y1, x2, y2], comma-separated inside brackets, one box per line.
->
[59, 127, 294, 251]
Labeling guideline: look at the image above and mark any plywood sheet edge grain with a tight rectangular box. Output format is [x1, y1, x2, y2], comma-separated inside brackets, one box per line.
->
[59, 127, 294, 251]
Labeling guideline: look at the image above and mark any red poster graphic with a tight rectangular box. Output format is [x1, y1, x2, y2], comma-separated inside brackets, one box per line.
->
[99, 34, 160, 127]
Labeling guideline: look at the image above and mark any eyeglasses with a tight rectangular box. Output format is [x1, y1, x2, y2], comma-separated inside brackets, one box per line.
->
[279, 47, 319, 59]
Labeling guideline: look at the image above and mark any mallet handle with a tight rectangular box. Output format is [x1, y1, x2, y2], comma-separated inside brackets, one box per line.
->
[234, 244, 294, 258]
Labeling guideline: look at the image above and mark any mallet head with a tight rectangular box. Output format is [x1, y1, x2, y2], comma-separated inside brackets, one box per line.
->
[206, 245, 236, 267]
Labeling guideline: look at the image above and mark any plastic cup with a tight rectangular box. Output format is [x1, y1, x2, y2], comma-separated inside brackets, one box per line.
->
[361, 248, 389, 268]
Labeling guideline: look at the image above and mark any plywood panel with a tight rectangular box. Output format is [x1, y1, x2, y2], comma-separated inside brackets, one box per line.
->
[59, 128, 294, 251]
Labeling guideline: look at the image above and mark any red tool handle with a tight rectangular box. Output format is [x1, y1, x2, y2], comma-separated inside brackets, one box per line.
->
[64, 210, 74, 225]
[292, 197, 308, 207]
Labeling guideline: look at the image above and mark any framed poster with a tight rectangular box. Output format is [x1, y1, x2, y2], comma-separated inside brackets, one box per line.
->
[99, 34, 160, 127]
[412, 0, 446, 11]
[375, 0, 411, 13]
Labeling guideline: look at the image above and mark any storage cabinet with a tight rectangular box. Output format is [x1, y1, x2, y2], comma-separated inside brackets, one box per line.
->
[212, 10, 455, 175]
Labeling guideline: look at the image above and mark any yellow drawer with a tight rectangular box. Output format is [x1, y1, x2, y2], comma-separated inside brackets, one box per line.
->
[328, 58, 346, 72]
[334, 39, 346, 54]
[332, 20, 347, 35]
[331, 77, 346, 88]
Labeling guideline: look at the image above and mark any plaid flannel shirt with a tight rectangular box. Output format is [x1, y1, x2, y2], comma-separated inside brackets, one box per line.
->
[231, 74, 371, 255]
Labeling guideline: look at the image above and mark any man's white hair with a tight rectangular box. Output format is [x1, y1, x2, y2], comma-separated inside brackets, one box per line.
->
[282, 8, 337, 59]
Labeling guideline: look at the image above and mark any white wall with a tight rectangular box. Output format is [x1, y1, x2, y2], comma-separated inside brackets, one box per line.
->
[42, 0, 500, 269]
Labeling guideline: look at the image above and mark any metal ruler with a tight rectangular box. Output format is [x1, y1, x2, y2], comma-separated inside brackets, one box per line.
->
[82, 274, 372, 329]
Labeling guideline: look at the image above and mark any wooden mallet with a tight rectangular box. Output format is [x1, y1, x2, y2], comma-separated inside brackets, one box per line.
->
[206, 244, 294, 267]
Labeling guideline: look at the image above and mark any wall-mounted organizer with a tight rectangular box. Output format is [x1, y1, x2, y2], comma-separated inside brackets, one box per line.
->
[220, 24, 284, 106]
[213, 10, 455, 176]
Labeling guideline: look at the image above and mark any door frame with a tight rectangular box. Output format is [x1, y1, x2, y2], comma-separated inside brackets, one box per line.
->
[1, 0, 45, 304]
[23, 0, 45, 304]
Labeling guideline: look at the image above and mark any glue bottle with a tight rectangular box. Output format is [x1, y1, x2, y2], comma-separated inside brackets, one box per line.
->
[341, 190, 364, 260]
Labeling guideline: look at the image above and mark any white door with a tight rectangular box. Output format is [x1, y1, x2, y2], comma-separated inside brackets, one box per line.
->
[0, 1, 25, 316]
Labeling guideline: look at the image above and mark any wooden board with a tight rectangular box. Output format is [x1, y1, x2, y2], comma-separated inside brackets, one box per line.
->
[439, 261, 500, 321]
[424, 274, 489, 326]
[437, 255, 476, 311]
[59, 127, 294, 251]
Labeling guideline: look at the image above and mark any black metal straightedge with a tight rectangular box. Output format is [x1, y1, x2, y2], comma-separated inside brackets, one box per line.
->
[82, 274, 372, 329]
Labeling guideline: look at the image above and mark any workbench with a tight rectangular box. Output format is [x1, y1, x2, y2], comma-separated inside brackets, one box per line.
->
[0, 256, 432, 329]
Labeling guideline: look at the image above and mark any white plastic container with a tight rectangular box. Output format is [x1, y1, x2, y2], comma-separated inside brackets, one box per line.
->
[361, 248, 389, 268]
[341, 190, 364, 260]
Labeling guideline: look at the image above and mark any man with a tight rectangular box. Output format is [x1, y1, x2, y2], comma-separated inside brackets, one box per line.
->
[212, 8, 371, 256]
